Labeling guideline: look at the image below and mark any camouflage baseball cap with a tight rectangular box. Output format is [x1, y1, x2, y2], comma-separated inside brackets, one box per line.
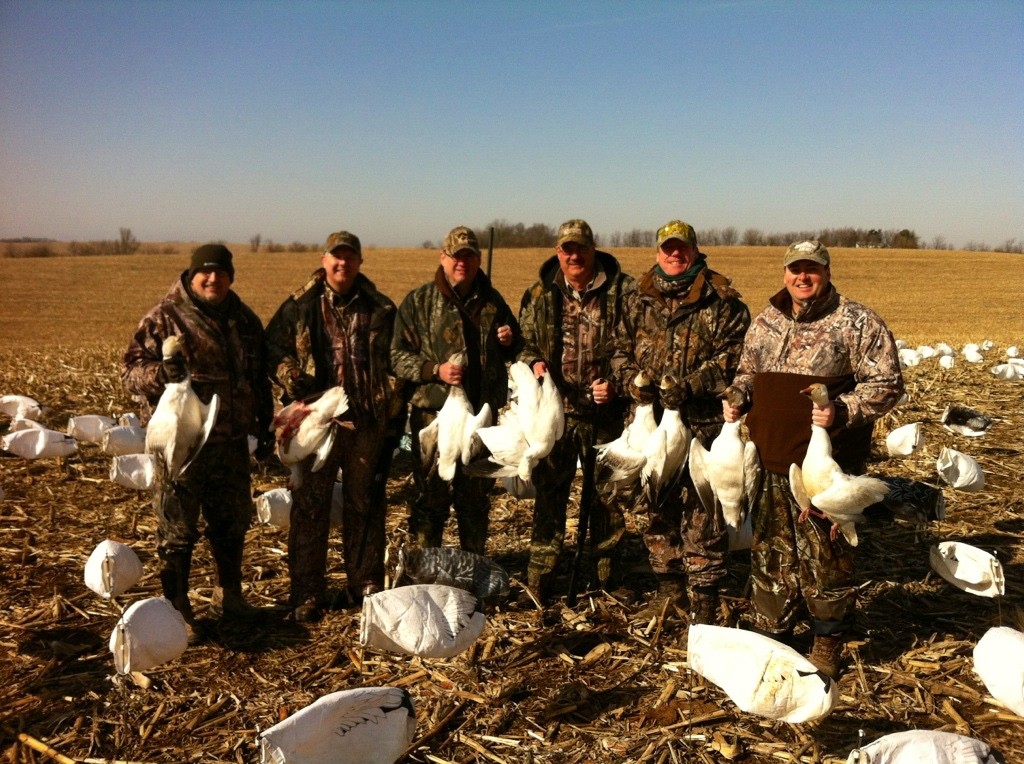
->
[556, 219, 595, 248]
[443, 226, 480, 255]
[656, 220, 698, 249]
[783, 240, 830, 267]
[323, 231, 361, 255]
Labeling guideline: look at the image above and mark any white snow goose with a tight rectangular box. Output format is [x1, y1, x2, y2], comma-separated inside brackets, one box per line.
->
[273, 384, 350, 488]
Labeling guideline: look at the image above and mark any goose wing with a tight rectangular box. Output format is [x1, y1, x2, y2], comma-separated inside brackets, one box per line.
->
[688, 439, 717, 515]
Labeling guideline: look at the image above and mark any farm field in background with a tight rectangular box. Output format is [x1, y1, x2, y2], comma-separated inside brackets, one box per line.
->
[0, 243, 1023, 763]
[1, 244, 1022, 350]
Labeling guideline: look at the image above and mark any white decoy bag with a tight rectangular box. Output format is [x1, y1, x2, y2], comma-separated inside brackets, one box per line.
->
[109, 454, 156, 490]
[929, 542, 1005, 598]
[885, 423, 922, 458]
[1, 428, 77, 459]
[8, 417, 45, 432]
[936, 448, 985, 491]
[256, 488, 293, 527]
[258, 686, 415, 764]
[0, 394, 44, 420]
[991, 363, 1024, 380]
[361, 584, 485, 659]
[84, 539, 143, 599]
[846, 729, 998, 764]
[67, 415, 116, 443]
[109, 597, 188, 674]
[974, 626, 1024, 716]
[102, 425, 147, 455]
[687, 624, 837, 723]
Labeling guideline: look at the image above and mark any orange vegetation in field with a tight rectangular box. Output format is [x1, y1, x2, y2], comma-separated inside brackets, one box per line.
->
[0, 245, 1021, 349]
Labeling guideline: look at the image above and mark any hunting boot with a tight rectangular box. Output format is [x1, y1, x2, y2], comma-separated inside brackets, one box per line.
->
[159, 552, 201, 644]
[808, 634, 844, 679]
[637, 573, 686, 621]
[687, 584, 720, 626]
[210, 541, 263, 623]
[517, 567, 554, 609]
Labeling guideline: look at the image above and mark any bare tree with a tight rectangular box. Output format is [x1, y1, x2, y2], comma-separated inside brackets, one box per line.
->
[117, 227, 140, 255]
[250, 234, 261, 253]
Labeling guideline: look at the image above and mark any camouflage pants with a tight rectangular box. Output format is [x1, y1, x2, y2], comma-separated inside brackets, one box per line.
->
[409, 407, 492, 556]
[153, 439, 253, 559]
[289, 422, 387, 607]
[748, 471, 856, 635]
[529, 420, 626, 583]
[643, 468, 728, 588]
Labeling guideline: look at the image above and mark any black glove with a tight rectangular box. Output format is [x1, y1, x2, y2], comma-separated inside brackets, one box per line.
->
[162, 353, 188, 383]
[254, 431, 276, 461]
[284, 369, 316, 401]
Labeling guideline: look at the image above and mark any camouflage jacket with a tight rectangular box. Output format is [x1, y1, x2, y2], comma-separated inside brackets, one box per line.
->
[611, 265, 750, 444]
[518, 251, 634, 419]
[391, 268, 521, 413]
[265, 270, 398, 425]
[121, 272, 273, 444]
[732, 285, 904, 474]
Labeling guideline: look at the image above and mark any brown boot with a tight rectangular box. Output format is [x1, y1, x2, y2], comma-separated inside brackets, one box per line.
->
[210, 540, 264, 622]
[637, 574, 686, 620]
[517, 568, 553, 609]
[808, 634, 844, 679]
[687, 585, 720, 626]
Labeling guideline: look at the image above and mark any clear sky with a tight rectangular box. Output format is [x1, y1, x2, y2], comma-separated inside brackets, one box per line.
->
[1, 0, 1021, 249]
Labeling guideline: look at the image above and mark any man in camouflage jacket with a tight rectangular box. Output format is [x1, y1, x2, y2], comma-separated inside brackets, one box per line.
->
[724, 240, 903, 677]
[265, 231, 399, 623]
[122, 244, 273, 636]
[518, 219, 634, 602]
[611, 220, 750, 622]
[391, 226, 521, 555]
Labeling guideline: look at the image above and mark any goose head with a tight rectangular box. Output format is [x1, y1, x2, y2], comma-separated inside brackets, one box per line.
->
[721, 385, 745, 409]
[800, 383, 830, 409]
[161, 335, 183, 360]
[633, 370, 651, 388]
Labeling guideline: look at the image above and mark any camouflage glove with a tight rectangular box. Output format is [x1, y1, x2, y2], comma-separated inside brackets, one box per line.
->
[628, 379, 657, 405]
[284, 369, 316, 401]
[162, 353, 188, 383]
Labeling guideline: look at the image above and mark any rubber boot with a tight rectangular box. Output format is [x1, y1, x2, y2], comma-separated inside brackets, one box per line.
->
[159, 552, 200, 644]
[637, 573, 686, 620]
[687, 584, 720, 626]
[517, 567, 553, 609]
[210, 541, 263, 623]
[808, 634, 844, 679]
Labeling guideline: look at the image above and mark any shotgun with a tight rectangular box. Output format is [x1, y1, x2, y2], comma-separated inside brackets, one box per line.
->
[566, 390, 602, 607]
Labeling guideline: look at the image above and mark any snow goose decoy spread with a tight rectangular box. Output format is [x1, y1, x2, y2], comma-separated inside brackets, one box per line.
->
[361, 583, 485, 659]
[394, 546, 510, 600]
[145, 336, 220, 479]
[258, 686, 415, 764]
[929, 541, 1004, 598]
[941, 404, 992, 437]
[788, 384, 888, 546]
[84, 539, 144, 600]
[1, 427, 77, 459]
[109, 453, 156, 491]
[689, 387, 760, 551]
[109, 596, 188, 674]
[885, 422, 923, 457]
[687, 624, 837, 723]
[273, 384, 351, 488]
[0, 394, 45, 421]
[102, 424, 147, 455]
[974, 626, 1024, 717]
[418, 353, 493, 482]
[847, 729, 1000, 764]
[962, 343, 985, 363]
[255, 487, 293, 527]
[936, 446, 986, 491]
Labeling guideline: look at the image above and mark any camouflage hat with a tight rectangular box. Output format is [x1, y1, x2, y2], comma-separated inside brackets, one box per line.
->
[323, 231, 361, 255]
[556, 219, 595, 248]
[656, 220, 698, 249]
[783, 240, 830, 267]
[189, 243, 234, 280]
[443, 226, 480, 255]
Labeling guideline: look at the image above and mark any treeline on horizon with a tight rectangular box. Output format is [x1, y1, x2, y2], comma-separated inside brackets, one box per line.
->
[4, 224, 1023, 258]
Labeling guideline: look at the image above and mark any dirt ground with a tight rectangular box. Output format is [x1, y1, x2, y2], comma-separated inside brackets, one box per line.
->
[1, 346, 1023, 763]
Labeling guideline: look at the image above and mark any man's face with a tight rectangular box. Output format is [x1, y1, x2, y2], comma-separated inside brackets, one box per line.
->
[190, 268, 232, 305]
[440, 248, 480, 290]
[784, 260, 831, 307]
[322, 247, 363, 293]
[556, 241, 596, 285]
[656, 238, 698, 277]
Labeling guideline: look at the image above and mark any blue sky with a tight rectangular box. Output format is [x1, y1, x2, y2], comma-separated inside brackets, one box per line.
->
[1, 0, 1021, 249]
